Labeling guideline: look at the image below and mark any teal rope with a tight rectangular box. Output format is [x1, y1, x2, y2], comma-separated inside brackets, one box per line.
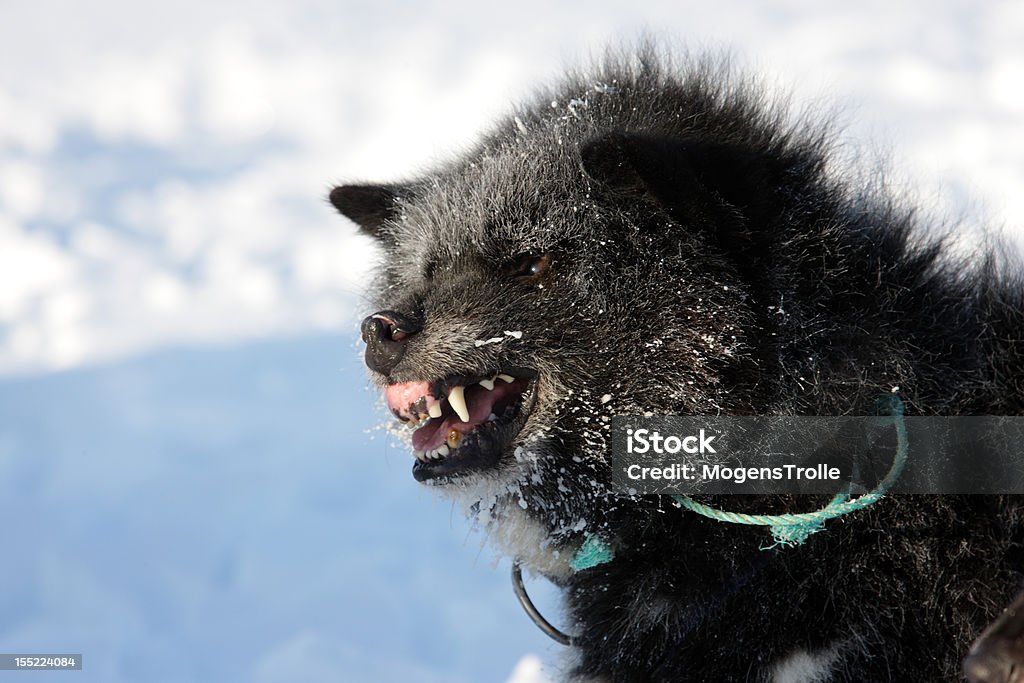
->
[672, 399, 908, 550]
[571, 533, 614, 571]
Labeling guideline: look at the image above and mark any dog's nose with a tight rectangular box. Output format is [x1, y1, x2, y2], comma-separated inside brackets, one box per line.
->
[360, 310, 421, 374]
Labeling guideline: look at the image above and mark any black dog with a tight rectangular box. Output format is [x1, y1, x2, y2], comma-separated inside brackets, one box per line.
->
[332, 47, 1024, 681]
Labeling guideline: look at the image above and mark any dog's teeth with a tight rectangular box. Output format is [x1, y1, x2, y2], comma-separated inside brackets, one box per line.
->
[449, 385, 470, 422]
[428, 400, 443, 418]
[414, 450, 426, 460]
[437, 444, 450, 457]
[447, 430, 462, 449]
[497, 374, 514, 383]
[487, 413, 498, 422]
[478, 378, 495, 391]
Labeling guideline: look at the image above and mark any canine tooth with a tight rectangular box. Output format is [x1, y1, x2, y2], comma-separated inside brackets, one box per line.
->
[447, 430, 462, 449]
[449, 385, 470, 422]
[428, 401, 443, 419]
[479, 378, 495, 391]
[487, 413, 498, 422]
[497, 374, 514, 383]
[437, 444, 450, 457]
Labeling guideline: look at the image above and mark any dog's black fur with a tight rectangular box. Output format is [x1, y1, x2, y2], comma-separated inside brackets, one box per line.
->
[332, 47, 1024, 681]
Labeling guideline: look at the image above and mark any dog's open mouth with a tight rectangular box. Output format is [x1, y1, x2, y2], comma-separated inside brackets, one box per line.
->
[385, 369, 538, 481]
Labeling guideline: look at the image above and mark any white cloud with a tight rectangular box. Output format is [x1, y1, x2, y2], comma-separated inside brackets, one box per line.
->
[200, 29, 279, 141]
[142, 271, 190, 312]
[882, 56, 954, 107]
[0, 0, 1021, 376]
[988, 56, 1024, 112]
[0, 91, 59, 155]
[0, 160, 45, 219]
[83, 51, 189, 145]
[0, 216, 77, 320]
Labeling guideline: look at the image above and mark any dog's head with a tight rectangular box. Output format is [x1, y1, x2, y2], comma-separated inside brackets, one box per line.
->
[329, 146, 627, 492]
[329, 71, 812, 525]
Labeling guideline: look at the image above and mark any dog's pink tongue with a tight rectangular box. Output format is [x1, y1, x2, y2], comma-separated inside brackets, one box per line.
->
[412, 419, 448, 451]
[411, 384, 501, 452]
[385, 380, 433, 419]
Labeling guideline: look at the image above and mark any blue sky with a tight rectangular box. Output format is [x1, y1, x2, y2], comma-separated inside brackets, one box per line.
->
[1, 1, 1022, 681]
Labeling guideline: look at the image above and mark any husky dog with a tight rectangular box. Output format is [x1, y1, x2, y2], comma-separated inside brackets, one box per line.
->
[330, 47, 1024, 681]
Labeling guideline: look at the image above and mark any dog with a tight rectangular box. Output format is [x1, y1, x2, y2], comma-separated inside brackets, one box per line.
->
[330, 46, 1024, 681]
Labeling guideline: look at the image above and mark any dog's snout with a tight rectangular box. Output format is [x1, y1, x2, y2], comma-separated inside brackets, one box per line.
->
[360, 310, 421, 374]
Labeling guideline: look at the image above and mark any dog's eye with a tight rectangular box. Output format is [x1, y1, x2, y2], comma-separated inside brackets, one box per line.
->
[507, 253, 550, 280]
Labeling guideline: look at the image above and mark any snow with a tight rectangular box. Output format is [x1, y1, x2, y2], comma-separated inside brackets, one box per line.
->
[0, 335, 562, 682]
[506, 654, 554, 683]
[475, 337, 505, 347]
[0, 1, 1021, 376]
[1, 2, 1022, 681]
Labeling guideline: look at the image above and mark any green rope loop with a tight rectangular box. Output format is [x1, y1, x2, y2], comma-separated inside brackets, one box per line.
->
[671, 398, 908, 550]
[570, 533, 615, 571]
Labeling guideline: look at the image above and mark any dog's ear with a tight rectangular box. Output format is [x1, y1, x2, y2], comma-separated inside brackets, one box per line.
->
[329, 184, 409, 241]
[580, 131, 783, 242]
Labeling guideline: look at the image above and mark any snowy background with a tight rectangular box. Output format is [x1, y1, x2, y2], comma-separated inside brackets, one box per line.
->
[1, 1, 1022, 681]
